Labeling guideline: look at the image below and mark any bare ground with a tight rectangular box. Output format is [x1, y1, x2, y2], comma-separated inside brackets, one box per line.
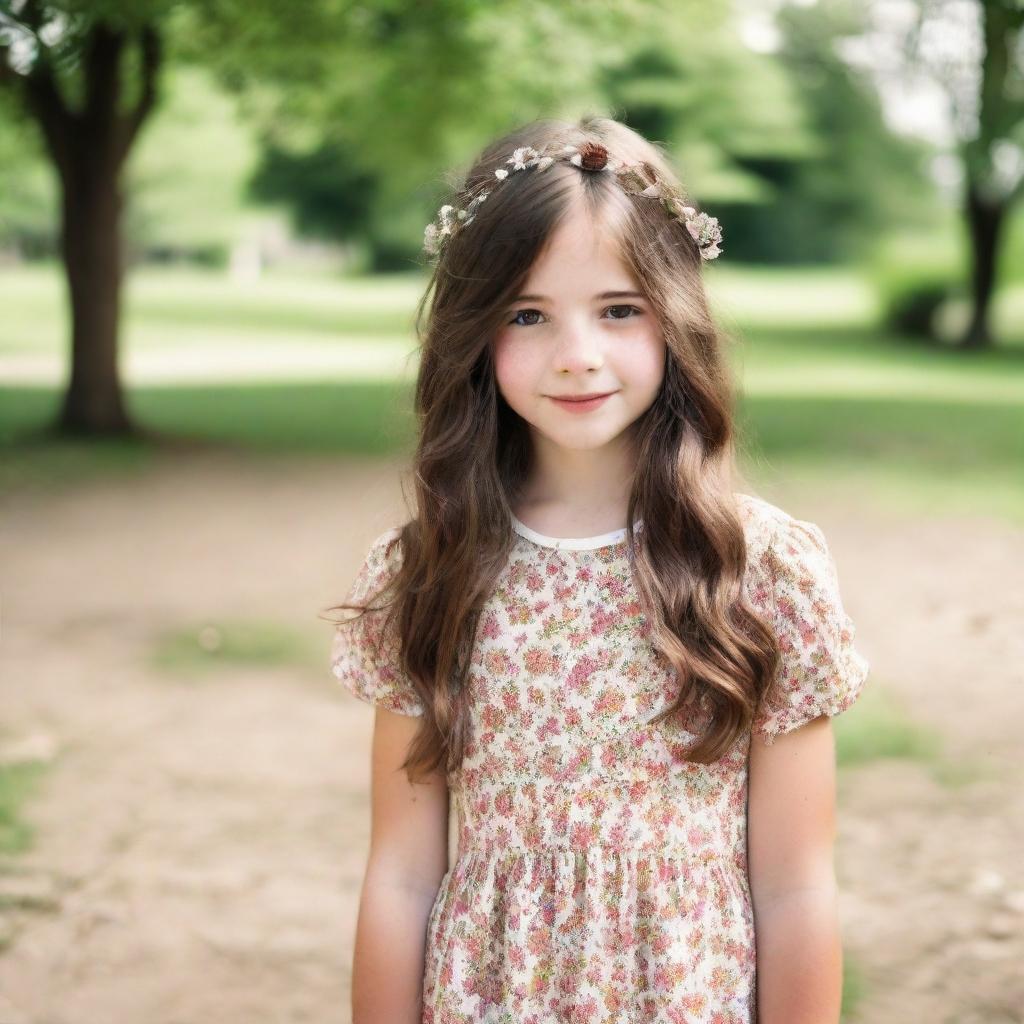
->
[0, 452, 1021, 1023]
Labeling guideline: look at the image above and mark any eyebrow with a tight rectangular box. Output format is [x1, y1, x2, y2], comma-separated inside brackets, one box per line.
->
[510, 290, 646, 303]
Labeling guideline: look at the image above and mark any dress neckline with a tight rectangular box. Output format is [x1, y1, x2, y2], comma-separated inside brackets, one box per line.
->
[510, 514, 642, 551]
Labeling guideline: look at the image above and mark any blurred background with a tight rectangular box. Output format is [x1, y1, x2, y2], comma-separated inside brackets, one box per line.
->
[1, 0, 1022, 1020]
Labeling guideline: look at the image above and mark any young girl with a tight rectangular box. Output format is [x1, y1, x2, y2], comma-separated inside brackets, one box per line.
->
[328, 115, 871, 1024]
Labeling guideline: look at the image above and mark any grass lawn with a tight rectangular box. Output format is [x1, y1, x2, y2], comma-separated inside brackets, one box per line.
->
[1, 261, 1022, 524]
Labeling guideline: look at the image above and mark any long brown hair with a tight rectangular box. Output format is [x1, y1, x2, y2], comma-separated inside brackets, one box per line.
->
[329, 114, 779, 782]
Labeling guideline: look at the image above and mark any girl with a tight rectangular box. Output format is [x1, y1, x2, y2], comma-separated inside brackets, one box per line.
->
[328, 115, 871, 1024]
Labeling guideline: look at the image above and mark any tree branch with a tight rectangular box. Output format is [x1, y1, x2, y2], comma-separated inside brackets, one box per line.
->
[1, 2, 72, 173]
[83, 19, 125, 127]
[119, 23, 161, 160]
[21, 55, 72, 180]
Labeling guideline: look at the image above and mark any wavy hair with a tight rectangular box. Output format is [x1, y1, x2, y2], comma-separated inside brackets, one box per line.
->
[331, 114, 779, 782]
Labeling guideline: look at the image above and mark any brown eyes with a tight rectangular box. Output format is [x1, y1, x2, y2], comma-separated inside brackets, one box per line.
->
[507, 305, 641, 327]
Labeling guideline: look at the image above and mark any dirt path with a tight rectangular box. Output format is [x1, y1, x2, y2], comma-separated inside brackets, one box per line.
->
[0, 454, 1021, 1023]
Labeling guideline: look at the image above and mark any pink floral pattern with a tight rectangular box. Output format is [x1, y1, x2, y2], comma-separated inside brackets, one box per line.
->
[331, 493, 870, 1022]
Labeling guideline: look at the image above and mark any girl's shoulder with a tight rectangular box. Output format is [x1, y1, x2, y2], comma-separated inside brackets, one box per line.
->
[734, 491, 871, 744]
[735, 490, 796, 542]
[335, 524, 408, 632]
[331, 523, 424, 717]
[734, 490, 844, 612]
[365, 523, 404, 561]
[735, 490, 829, 557]
[349, 524, 407, 591]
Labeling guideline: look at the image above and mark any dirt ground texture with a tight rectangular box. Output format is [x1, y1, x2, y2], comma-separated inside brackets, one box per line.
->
[1, 452, 1022, 1024]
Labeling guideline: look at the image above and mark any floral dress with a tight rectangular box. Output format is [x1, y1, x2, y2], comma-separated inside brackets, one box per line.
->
[330, 492, 870, 1023]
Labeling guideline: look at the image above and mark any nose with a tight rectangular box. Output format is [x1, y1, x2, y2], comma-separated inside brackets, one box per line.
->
[551, 314, 604, 374]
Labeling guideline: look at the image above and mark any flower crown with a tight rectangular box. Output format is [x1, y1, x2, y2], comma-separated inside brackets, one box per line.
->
[422, 140, 723, 262]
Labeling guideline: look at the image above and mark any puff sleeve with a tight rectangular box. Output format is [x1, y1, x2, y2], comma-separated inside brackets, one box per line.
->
[748, 515, 870, 745]
[330, 527, 426, 717]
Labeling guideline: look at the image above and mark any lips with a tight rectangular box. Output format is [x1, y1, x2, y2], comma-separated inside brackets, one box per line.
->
[547, 391, 617, 414]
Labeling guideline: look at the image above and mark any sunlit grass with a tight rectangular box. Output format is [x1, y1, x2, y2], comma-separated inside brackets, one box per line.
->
[840, 950, 868, 1022]
[0, 761, 48, 855]
[0, 380, 417, 491]
[4, 260, 1023, 355]
[1, 262, 1021, 525]
[741, 350, 1024, 403]
[707, 264, 882, 329]
[3, 385, 1022, 522]
[149, 618, 327, 678]
[834, 682, 985, 789]
[0, 262, 429, 354]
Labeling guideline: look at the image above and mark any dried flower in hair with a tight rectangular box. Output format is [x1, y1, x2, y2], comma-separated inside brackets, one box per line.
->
[422, 138, 723, 262]
[684, 211, 723, 261]
[423, 222, 441, 255]
[579, 141, 609, 171]
[564, 141, 621, 173]
[509, 146, 539, 170]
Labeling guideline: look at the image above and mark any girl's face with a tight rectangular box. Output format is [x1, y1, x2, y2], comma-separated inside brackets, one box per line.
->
[492, 198, 666, 455]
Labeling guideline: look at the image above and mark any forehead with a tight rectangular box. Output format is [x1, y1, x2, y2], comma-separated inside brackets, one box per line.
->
[519, 197, 639, 296]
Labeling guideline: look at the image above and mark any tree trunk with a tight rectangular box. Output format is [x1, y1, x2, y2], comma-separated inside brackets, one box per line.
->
[7, 19, 161, 436]
[959, 176, 1007, 351]
[57, 148, 131, 434]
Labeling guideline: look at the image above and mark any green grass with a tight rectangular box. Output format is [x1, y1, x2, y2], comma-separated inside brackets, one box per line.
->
[737, 390, 1024, 525]
[1, 261, 1022, 525]
[840, 949, 867, 1022]
[0, 264, 428, 354]
[0, 381, 417, 492]
[834, 681, 985, 789]
[149, 619, 328, 678]
[0, 761, 48, 855]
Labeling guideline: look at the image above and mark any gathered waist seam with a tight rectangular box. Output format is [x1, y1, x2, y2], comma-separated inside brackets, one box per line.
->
[452, 844, 733, 866]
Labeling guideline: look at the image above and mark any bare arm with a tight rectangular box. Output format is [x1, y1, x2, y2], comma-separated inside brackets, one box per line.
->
[351, 707, 450, 1024]
[748, 715, 843, 1023]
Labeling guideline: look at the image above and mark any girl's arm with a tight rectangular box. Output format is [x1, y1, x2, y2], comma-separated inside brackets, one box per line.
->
[351, 707, 450, 1024]
[747, 714, 844, 1023]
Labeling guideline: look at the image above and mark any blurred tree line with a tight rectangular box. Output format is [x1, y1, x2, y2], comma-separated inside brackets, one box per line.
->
[1, 0, 940, 269]
[0, 0, 1021, 435]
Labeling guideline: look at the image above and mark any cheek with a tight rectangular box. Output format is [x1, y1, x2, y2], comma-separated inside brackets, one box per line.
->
[625, 333, 667, 393]
[492, 333, 537, 406]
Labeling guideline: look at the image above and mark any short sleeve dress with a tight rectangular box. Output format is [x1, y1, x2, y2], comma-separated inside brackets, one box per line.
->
[330, 493, 870, 1023]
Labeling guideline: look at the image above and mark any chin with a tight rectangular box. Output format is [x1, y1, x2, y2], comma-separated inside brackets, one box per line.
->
[539, 425, 628, 451]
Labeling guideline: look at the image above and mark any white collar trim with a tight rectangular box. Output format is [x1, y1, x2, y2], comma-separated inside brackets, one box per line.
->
[510, 514, 641, 550]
